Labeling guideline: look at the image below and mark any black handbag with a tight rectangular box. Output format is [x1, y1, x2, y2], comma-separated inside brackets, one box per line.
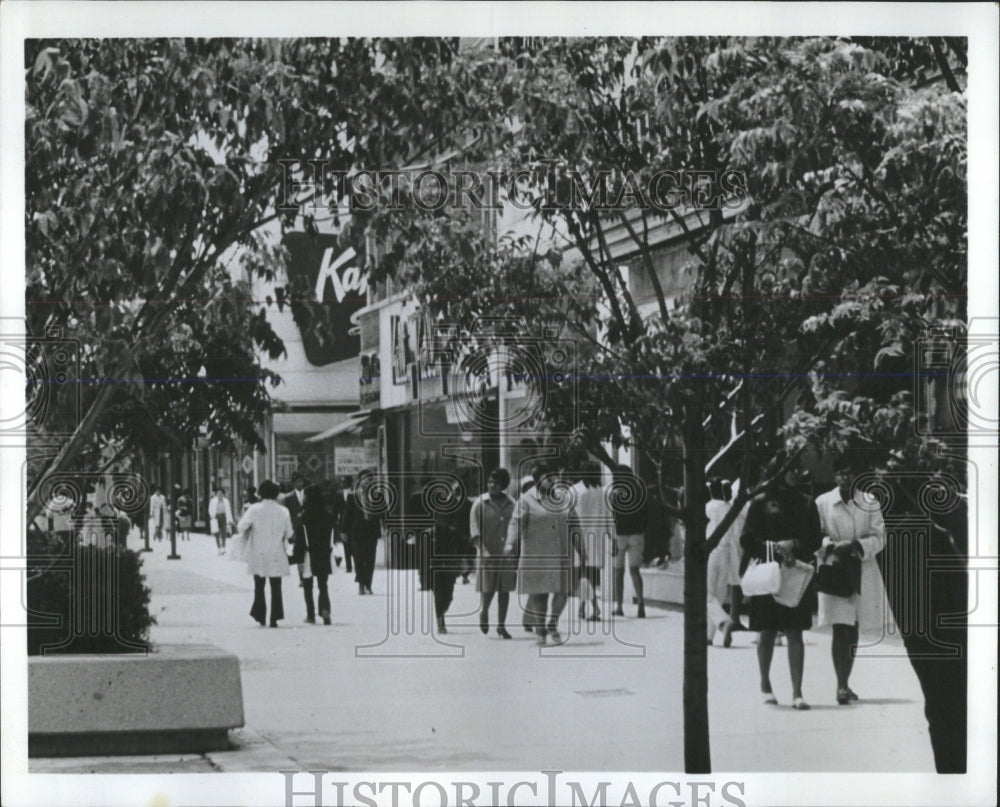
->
[816, 552, 861, 597]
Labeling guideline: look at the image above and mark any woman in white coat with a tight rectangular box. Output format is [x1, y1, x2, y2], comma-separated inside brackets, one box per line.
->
[237, 479, 293, 628]
[815, 456, 887, 704]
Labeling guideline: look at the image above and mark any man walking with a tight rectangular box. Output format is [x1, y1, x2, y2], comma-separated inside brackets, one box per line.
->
[149, 486, 166, 542]
[470, 468, 516, 639]
[343, 470, 381, 595]
[281, 475, 309, 594]
[332, 475, 354, 573]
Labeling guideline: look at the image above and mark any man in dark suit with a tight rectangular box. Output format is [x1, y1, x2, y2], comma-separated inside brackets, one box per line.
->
[281, 475, 307, 590]
[282, 474, 307, 531]
[342, 470, 381, 595]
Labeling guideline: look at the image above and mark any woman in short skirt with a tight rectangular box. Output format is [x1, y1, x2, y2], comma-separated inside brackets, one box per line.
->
[740, 461, 821, 710]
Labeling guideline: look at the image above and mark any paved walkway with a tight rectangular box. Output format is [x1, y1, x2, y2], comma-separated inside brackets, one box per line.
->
[31, 531, 935, 773]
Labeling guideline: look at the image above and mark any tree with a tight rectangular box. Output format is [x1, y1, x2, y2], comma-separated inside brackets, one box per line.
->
[353, 36, 968, 772]
[25, 37, 486, 523]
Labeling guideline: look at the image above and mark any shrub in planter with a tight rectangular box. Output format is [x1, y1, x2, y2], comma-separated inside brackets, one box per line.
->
[27, 528, 156, 655]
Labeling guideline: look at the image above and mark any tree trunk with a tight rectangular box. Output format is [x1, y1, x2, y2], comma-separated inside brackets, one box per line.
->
[26, 382, 117, 525]
[682, 398, 711, 773]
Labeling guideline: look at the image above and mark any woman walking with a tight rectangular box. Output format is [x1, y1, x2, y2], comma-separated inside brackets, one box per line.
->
[571, 462, 614, 622]
[815, 454, 887, 704]
[706, 478, 749, 646]
[504, 464, 584, 646]
[740, 458, 822, 709]
[175, 487, 193, 541]
[470, 467, 517, 639]
[291, 484, 335, 625]
[237, 479, 293, 628]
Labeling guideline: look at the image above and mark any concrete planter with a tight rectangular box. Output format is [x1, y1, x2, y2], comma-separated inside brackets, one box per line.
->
[29, 643, 244, 757]
[640, 564, 685, 608]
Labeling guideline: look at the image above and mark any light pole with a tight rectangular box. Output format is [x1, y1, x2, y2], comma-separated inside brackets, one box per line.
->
[139, 452, 152, 552]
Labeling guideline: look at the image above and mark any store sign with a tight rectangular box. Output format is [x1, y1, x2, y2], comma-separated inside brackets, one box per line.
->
[391, 314, 414, 385]
[359, 351, 381, 408]
[282, 232, 368, 366]
[276, 454, 300, 481]
[335, 445, 376, 477]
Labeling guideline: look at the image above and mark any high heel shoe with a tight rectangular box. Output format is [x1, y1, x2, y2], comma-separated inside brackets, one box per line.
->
[836, 688, 851, 705]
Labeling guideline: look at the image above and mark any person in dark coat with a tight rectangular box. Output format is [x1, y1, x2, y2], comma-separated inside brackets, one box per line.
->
[331, 475, 354, 573]
[405, 480, 432, 589]
[740, 456, 822, 710]
[291, 484, 334, 624]
[282, 475, 306, 530]
[281, 475, 308, 590]
[430, 479, 472, 634]
[343, 470, 381, 595]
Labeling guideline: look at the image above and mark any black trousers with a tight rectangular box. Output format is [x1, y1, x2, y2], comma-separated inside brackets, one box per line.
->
[354, 537, 377, 588]
[302, 574, 331, 616]
[432, 569, 458, 618]
[250, 576, 284, 625]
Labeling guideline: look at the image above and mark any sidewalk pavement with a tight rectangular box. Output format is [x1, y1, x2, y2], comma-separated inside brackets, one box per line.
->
[31, 531, 935, 773]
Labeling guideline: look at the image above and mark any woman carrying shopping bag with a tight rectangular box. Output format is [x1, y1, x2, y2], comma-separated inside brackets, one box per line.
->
[740, 456, 822, 710]
[815, 453, 887, 705]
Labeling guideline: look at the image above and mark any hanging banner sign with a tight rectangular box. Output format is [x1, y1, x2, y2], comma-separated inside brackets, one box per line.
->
[282, 232, 368, 366]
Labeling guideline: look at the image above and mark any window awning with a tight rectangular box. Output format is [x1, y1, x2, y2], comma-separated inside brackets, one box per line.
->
[304, 411, 372, 443]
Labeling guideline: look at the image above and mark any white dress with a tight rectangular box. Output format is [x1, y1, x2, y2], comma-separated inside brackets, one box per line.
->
[705, 497, 748, 634]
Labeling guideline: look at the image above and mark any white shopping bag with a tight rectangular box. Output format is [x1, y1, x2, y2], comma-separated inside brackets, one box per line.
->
[740, 542, 781, 597]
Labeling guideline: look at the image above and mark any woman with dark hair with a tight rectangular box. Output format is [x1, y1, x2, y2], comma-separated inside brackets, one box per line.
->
[291, 484, 335, 625]
[237, 479, 293, 627]
[740, 457, 822, 709]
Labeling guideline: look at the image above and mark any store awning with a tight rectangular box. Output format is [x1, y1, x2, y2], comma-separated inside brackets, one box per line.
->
[304, 411, 372, 443]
